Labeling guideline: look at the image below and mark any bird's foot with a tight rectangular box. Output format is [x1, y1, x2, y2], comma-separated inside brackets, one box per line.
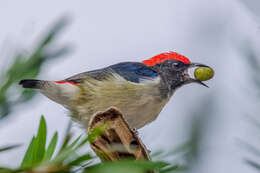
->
[132, 127, 139, 136]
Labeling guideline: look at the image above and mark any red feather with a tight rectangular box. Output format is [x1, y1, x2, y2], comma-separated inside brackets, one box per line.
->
[55, 81, 79, 86]
[142, 52, 190, 66]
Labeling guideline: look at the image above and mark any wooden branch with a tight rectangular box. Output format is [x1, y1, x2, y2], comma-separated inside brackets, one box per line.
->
[88, 107, 151, 161]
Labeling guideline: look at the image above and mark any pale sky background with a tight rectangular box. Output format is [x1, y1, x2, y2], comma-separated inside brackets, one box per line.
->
[0, 0, 260, 173]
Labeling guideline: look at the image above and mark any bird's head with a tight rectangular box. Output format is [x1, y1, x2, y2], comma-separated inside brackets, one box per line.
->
[142, 52, 210, 91]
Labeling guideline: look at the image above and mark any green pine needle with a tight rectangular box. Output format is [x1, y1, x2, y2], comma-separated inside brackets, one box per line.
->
[43, 131, 58, 162]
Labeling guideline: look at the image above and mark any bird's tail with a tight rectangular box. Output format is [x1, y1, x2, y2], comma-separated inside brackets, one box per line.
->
[19, 79, 80, 106]
[19, 79, 44, 89]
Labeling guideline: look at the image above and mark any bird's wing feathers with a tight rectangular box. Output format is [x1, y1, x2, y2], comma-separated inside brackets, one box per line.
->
[108, 62, 158, 82]
[65, 62, 158, 83]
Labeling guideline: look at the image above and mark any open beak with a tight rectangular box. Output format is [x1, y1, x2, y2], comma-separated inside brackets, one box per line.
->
[185, 62, 210, 88]
[189, 62, 210, 68]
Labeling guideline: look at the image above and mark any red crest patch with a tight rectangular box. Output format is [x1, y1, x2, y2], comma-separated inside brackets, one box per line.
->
[142, 52, 190, 66]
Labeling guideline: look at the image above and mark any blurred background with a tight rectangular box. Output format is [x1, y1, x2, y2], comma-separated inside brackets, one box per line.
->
[0, 0, 260, 172]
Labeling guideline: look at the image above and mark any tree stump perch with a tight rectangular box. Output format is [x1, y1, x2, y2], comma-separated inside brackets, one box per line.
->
[88, 107, 151, 162]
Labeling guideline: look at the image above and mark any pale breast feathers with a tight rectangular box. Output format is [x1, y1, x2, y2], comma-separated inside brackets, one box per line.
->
[65, 62, 164, 128]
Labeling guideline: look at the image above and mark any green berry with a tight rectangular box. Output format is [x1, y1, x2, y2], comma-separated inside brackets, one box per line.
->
[194, 67, 214, 81]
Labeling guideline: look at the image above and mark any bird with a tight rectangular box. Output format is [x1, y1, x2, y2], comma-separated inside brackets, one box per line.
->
[19, 52, 210, 129]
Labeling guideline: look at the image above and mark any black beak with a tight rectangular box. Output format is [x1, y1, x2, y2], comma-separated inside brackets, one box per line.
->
[186, 62, 210, 88]
[190, 79, 209, 88]
[189, 62, 210, 68]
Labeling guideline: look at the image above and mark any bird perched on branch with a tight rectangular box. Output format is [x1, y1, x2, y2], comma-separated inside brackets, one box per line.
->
[20, 52, 211, 129]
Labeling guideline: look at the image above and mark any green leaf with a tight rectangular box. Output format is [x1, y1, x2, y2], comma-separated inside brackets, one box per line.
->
[66, 135, 81, 150]
[54, 135, 82, 163]
[0, 168, 14, 173]
[21, 116, 47, 168]
[21, 136, 36, 168]
[43, 131, 58, 162]
[0, 167, 25, 173]
[68, 154, 92, 166]
[33, 116, 47, 165]
[52, 124, 106, 164]
[85, 160, 169, 173]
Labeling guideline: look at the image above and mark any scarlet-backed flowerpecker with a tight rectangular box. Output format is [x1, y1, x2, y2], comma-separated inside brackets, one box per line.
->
[19, 52, 210, 129]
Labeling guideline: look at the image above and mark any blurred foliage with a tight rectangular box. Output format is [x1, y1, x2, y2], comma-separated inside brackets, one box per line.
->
[239, 43, 260, 171]
[240, 116, 260, 171]
[0, 144, 21, 153]
[0, 17, 71, 119]
[0, 116, 185, 173]
[239, 0, 260, 19]
[240, 42, 260, 97]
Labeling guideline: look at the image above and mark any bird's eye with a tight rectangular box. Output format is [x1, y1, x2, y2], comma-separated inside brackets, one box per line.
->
[172, 62, 179, 67]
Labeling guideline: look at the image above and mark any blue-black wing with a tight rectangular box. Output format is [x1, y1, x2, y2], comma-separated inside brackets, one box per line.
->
[65, 62, 158, 83]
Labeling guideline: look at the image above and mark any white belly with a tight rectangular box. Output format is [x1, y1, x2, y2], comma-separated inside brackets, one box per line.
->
[70, 74, 169, 129]
[120, 97, 169, 128]
[74, 92, 168, 129]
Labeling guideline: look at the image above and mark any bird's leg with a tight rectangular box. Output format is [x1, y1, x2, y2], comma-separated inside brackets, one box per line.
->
[132, 127, 139, 135]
